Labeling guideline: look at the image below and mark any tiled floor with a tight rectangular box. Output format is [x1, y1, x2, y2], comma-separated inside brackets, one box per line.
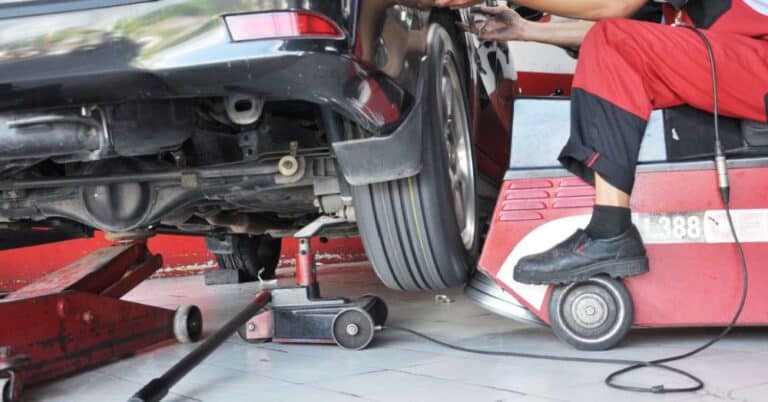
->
[26, 263, 768, 402]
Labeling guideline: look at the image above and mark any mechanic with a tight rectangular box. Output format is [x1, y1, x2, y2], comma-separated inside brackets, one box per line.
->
[438, 0, 768, 284]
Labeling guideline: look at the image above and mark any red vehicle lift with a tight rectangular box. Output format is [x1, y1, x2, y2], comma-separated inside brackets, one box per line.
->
[0, 243, 202, 401]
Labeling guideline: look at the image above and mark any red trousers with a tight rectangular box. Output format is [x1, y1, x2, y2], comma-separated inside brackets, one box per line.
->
[559, 9, 768, 194]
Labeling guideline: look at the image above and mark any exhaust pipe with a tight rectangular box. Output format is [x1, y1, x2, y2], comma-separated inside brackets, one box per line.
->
[1, 114, 101, 161]
[225, 95, 264, 126]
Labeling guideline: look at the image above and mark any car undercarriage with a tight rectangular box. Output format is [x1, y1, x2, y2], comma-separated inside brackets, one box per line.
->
[0, 98, 348, 239]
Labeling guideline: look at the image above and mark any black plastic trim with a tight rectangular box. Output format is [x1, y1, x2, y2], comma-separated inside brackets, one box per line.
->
[331, 57, 428, 186]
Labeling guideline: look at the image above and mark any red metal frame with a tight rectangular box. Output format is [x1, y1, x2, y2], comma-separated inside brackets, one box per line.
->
[479, 166, 768, 327]
[0, 243, 181, 400]
[0, 234, 367, 292]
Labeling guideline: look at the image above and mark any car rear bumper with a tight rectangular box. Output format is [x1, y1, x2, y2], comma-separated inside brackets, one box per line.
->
[0, 1, 415, 134]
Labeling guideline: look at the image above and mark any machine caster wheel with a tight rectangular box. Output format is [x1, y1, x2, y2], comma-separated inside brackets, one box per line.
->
[174, 305, 203, 344]
[332, 308, 376, 351]
[548, 276, 633, 351]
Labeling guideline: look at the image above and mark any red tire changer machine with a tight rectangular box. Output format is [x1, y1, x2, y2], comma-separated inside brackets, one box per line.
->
[466, 98, 768, 350]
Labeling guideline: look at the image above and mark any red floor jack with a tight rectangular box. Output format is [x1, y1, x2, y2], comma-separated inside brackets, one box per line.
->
[0, 243, 203, 402]
[466, 98, 768, 351]
[131, 216, 388, 402]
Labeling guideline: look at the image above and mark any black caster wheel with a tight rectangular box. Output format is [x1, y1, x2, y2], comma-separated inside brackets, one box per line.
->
[548, 276, 634, 351]
[237, 325, 271, 344]
[332, 308, 376, 351]
[237, 310, 273, 344]
[174, 305, 203, 344]
[362, 294, 388, 326]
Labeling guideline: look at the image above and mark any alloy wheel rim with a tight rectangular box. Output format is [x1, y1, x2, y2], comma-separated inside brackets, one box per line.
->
[440, 53, 477, 251]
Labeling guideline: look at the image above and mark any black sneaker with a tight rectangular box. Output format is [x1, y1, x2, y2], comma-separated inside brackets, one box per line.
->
[513, 225, 648, 285]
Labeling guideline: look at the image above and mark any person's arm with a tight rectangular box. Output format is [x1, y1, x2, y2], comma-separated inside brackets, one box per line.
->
[512, 0, 646, 19]
[523, 20, 594, 48]
[437, 0, 647, 20]
[458, 7, 594, 47]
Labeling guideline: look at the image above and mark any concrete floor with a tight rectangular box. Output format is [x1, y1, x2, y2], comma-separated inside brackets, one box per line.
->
[27, 263, 768, 402]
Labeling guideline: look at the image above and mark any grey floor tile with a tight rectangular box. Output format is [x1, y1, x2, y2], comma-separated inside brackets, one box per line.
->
[730, 382, 768, 400]
[24, 265, 768, 402]
[313, 369, 538, 402]
[204, 341, 384, 384]
[258, 342, 451, 370]
[23, 371, 195, 402]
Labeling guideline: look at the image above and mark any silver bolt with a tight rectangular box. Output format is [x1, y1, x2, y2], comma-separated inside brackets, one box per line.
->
[585, 306, 596, 316]
[248, 323, 257, 332]
[346, 324, 360, 336]
[278, 155, 300, 177]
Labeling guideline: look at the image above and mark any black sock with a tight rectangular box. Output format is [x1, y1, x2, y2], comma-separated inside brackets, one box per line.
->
[585, 205, 631, 239]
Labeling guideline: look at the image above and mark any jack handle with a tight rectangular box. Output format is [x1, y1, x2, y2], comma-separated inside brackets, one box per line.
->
[129, 291, 272, 402]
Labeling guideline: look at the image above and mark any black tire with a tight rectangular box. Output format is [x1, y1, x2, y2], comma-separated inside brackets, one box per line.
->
[2, 378, 10, 402]
[237, 324, 271, 344]
[352, 22, 478, 291]
[548, 276, 634, 351]
[214, 235, 282, 281]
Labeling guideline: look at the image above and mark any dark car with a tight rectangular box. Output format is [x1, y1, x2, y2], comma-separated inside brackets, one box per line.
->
[0, 0, 515, 290]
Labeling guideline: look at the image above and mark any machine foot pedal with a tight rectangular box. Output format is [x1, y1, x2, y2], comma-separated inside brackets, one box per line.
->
[464, 270, 546, 327]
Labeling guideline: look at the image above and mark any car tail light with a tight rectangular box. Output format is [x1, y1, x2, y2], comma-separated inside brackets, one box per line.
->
[224, 11, 344, 42]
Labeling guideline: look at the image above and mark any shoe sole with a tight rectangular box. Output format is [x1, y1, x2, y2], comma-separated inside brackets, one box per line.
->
[513, 256, 649, 286]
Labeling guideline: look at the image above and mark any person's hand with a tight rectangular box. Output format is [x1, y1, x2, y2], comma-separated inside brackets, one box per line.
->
[457, 5, 528, 41]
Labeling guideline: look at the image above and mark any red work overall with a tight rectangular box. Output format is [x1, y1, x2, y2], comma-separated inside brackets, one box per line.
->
[559, 0, 768, 194]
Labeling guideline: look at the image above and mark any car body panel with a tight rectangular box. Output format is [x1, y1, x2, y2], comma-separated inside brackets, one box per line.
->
[0, 0, 513, 159]
[0, 1, 410, 134]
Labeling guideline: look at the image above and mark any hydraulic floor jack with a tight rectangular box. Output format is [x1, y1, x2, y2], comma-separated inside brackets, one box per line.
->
[132, 216, 388, 402]
[0, 242, 203, 402]
[238, 216, 388, 349]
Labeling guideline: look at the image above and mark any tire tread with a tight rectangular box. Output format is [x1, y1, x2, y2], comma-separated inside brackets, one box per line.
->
[352, 22, 476, 290]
